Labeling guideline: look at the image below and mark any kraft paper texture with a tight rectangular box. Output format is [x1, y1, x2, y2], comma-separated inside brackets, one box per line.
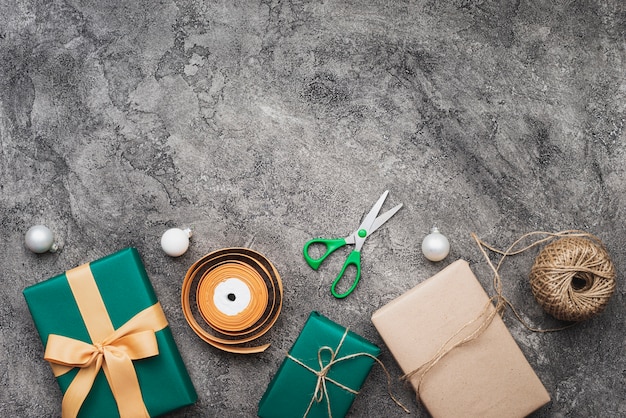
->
[372, 259, 550, 418]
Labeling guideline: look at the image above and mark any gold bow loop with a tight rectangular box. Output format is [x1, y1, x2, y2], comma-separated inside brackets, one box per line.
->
[42, 263, 169, 418]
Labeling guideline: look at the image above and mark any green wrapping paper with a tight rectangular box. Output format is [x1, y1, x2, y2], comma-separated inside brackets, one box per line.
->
[258, 311, 380, 418]
[23, 247, 197, 418]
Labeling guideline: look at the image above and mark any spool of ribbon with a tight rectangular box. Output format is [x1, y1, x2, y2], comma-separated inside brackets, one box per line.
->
[181, 248, 283, 354]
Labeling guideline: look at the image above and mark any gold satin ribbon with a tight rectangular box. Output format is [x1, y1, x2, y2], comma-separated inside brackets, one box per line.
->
[43, 263, 169, 418]
[181, 248, 283, 354]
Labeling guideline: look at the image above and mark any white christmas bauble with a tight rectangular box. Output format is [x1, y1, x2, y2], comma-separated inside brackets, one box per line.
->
[421, 227, 450, 262]
[25, 225, 58, 253]
[161, 228, 192, 257]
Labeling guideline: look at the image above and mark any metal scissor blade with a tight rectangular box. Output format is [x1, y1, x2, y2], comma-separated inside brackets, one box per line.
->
[358, 190, 390, 232]
[368, 203, 403, 235]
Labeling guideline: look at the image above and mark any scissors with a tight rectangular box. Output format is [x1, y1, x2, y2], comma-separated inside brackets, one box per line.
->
[303, 190, 403, 298]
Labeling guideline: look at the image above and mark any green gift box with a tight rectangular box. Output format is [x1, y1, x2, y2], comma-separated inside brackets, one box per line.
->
[258, 311, 380, 418]
[23, 247, 197, 418]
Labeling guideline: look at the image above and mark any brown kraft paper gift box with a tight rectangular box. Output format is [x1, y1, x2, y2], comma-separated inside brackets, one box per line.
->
[371, 259, 550, 418]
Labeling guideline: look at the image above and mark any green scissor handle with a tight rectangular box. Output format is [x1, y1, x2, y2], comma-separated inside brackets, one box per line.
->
[303, 238, 347, 269]
[330, 250, 362, 299]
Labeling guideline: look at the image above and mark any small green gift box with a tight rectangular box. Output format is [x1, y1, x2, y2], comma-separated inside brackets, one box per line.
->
[23, 247, 197, 418]
[258, 311, 380, 418]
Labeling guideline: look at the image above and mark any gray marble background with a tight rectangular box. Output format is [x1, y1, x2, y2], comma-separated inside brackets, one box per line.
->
[1, 1, 625, 417]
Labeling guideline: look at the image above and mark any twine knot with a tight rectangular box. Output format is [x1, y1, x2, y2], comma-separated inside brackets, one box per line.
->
[287, 328, 410, 418]
[310, 346, 355, 405]
[287, 331, 359, 418]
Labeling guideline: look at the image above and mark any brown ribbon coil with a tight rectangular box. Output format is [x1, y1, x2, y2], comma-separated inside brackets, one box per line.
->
[530, 236, 616, 322]
[181, 248, 283, 354]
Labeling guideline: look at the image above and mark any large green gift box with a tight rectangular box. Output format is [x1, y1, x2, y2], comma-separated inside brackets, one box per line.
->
[258, 311, 379, 418]
[23, 247, 197, 418]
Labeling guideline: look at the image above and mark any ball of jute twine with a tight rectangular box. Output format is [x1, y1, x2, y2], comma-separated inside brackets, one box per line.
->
[529, 236, 616, 322]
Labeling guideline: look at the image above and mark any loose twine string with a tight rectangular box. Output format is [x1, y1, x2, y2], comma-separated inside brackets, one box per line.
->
[287, 328, 410, 418]
[402, 230, 617, 399]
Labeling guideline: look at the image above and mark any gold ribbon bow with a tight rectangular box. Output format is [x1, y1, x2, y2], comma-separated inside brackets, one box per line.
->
[287, 329, 410, 418]
[42, 263, 169, 418]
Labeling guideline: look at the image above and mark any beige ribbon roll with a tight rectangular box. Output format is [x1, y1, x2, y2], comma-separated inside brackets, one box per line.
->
[181, 248, 283, 354]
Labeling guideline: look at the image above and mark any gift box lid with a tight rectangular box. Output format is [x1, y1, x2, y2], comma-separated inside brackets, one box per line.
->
[23, 247, 197, 418]
[372, 259, 550, 418]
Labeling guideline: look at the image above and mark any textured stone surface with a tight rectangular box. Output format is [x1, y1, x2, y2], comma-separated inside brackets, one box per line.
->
[1, 1, 625, 417]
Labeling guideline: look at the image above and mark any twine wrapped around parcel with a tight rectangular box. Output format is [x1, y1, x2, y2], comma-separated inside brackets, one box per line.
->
[402, 230, 617, 398]
[286, 328, 410, 417]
